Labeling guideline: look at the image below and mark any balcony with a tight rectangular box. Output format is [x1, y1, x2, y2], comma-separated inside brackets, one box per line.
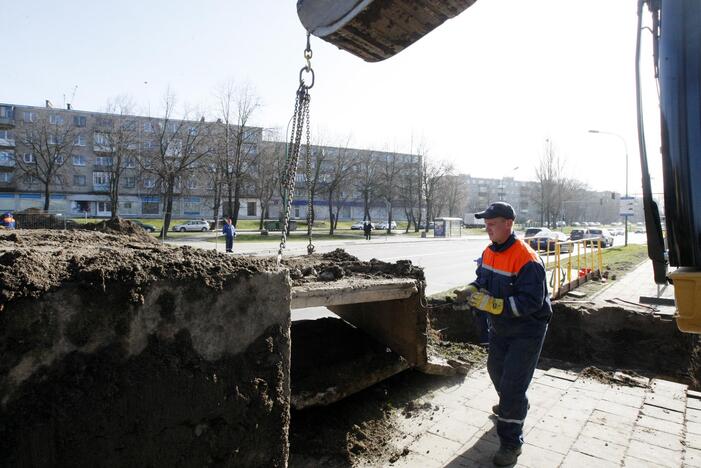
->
[0, 136, 15, 148]
[93, 184, 109, 192]
[93, 144, 114, 153]
[0, 106, 15, 128]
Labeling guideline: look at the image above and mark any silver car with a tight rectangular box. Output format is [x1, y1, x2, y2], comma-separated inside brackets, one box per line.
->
[172, 220, 210, 232]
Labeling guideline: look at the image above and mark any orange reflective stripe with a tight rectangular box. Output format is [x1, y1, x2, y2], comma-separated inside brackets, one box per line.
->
[482, 239, 538, 276]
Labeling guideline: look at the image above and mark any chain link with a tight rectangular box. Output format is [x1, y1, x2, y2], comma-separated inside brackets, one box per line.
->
[277, 34, 314, 267]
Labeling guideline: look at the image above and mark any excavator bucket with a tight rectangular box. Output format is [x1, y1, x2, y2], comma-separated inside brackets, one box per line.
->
[297, 0, 478, 62]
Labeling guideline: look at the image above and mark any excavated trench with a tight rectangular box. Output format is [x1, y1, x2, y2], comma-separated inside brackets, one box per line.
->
[429, 297, 701, 389]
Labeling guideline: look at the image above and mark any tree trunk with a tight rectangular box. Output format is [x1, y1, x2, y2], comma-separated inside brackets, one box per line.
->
[232, 181, 241, 225]
[162, 186, 175, 238]
[328, 193, 334, 235]
[43, 183, 51, 212]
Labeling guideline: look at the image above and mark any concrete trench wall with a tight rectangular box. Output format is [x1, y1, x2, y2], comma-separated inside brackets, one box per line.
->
[0, 271, 291, 468]
[429, 301, 701, 387]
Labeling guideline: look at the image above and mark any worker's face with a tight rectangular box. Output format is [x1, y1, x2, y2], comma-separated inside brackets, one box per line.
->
[485, 217, 513, 244]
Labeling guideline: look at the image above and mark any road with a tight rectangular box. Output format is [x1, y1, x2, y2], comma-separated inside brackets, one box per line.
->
[167, 231, 646, 320]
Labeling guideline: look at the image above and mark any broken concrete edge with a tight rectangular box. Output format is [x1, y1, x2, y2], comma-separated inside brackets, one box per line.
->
[291, 277, 418, 309]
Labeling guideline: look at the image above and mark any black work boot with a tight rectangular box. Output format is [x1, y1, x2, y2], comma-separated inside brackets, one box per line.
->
[492, 445, 522, 466]
[492, 403, 529, 415]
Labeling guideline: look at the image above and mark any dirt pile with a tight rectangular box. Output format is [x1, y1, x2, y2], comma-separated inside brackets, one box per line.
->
[282, 248, 425, 285]
[0, 229, 270, 307]
[0, 229, 291, 467]
[79, 217, 156, 239]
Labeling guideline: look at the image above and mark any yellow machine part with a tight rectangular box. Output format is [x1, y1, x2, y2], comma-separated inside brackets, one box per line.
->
[670, 268, 701, 333]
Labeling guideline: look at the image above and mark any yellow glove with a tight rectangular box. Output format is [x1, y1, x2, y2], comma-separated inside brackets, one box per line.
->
[468, 291, 504, 315]
[452, 285, 478, 311]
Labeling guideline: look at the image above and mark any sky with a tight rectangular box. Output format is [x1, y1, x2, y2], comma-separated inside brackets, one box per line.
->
[1, 0, 663, 196]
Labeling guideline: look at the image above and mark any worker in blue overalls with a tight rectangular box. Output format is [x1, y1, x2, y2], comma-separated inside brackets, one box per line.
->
[456, 202, 551, 466]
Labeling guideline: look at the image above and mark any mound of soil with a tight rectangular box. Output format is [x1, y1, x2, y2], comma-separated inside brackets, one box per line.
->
[79, 218, 155, 240]
[0, 229, 271, 307]
[282, 248, 424, 285]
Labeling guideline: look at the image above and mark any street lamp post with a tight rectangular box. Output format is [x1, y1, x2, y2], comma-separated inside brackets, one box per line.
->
[588, 130, 629, 246]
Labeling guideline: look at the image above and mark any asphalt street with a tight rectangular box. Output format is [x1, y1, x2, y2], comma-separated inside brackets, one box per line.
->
[167, 231, 646, 320]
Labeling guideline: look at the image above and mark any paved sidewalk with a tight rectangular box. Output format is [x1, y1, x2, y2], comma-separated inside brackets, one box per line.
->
[592, 260, 676, 315]
[383, 366, 698, 468]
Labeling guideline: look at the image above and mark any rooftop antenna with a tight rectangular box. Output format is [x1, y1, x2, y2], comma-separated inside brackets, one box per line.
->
[68, 85, 78, 109]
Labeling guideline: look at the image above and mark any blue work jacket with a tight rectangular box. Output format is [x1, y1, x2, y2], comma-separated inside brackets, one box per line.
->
[471, 233, 552, 336]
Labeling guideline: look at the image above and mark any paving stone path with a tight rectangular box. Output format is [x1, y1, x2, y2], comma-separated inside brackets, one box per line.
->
[382, 366, 699, 468]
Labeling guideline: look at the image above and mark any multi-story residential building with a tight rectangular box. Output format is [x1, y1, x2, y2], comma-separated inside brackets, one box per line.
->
[0, 102, 421, 222]
[460, 175, 540, 224]
[0, 102, 263, 219]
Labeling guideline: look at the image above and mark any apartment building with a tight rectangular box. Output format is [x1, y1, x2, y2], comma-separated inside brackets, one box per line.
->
[0, 102, 262, 219]
[0, 102, 422, 222]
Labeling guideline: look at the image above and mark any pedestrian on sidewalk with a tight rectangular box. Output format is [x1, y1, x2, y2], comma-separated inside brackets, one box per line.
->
[363, 220, 372, 240]
[462, 201, 551, 466]
[223, 217, 236, 253]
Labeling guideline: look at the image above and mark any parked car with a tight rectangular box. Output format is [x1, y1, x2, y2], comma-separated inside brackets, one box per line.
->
[585, 228, 614, 247]
[418, 221, 435, 229]
[376, 221, 397, 230]
[171, 220, 210, 232]
[555, 220, 566, 228]
[528, 230, 569, 252]
[524, 227, 550, 239]
[132, 220, 157, 232]
[571, 222, 581, 227]
[569, 228, 590, 241]
[350, 221, 374, 230]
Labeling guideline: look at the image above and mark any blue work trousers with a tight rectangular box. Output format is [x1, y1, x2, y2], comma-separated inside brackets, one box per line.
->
[488, 324, 547, 448]
[225, 236, 234, 252]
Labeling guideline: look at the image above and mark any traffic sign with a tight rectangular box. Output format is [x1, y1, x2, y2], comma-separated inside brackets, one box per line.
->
[619, 196, 635, 216]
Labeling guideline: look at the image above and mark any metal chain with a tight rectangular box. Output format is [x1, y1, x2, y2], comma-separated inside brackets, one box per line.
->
[305, 97, 314, 255]
[277, 34, 314, 267]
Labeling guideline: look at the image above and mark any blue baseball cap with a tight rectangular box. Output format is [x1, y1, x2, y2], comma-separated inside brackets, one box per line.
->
[475, 202, 515, 220]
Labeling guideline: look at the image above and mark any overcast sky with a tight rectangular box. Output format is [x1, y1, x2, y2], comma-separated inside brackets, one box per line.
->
[2, 0, 662, 196]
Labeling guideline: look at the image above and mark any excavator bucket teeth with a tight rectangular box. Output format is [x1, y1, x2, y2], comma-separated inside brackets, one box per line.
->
[297, 0, 478, 62]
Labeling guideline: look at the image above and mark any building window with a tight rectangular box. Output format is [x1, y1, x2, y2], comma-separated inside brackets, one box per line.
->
[74, 175, 86, 186]
[93, 171, 109, 187]
[0, 130, 13, 141]
[0, 172, 12, 183]
[49, 114, 64, 125]
[124, 176, 136, 188]
[54, 154, 64, 164]
[24, 174, 38, 185]
[186, 178, 197, 189]
[48, 134, 64, 145]
[0, 106, 15, 119]
[0, 151, 15, 166]
[72, 154, 86, 166]
[124, 158, 136, 168]
[142, 140, 155, 150]
[165, 139, 182, 157]
[23, 153, 36, 164]
[183, 197, 200, 214]
[94, 132, 110, 146]
[247, 201, 256, 217]
[122, 201, 132, 209]
[121, 120, 136, 131]
[73, 116, 87, 127]
[96, 117, 113, 128]
[95, 156, 113, 166]
[52, 175, 65, 186]
[74, 134, 86, 146]
[167, 121, 179, 133]
[144, 177, 155, 188]
[143, 121, 154, 133]
[142, 201, 159, 215]
[22, 111, 36, 122]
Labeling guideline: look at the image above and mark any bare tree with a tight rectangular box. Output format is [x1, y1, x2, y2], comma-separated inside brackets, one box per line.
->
[354, 150, 378, 222]
[322, 140, 358, 235]
[534, 139, 564, 227]
[398, 159, 421, 233]
[16, 112, 77, 211]
[141, 92, 212, 236]
[377, 148, 403, 234]
[421, 157, 453, 232]
[252, 140, 282, 230]
[445, 174, 468, 218]
[100, 96, 139, 219]
[215, 82, 260, 225]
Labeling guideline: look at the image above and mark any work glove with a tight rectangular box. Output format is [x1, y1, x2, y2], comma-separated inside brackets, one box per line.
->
[468, 290, 504, 315]
[451, 285, 478, 311]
